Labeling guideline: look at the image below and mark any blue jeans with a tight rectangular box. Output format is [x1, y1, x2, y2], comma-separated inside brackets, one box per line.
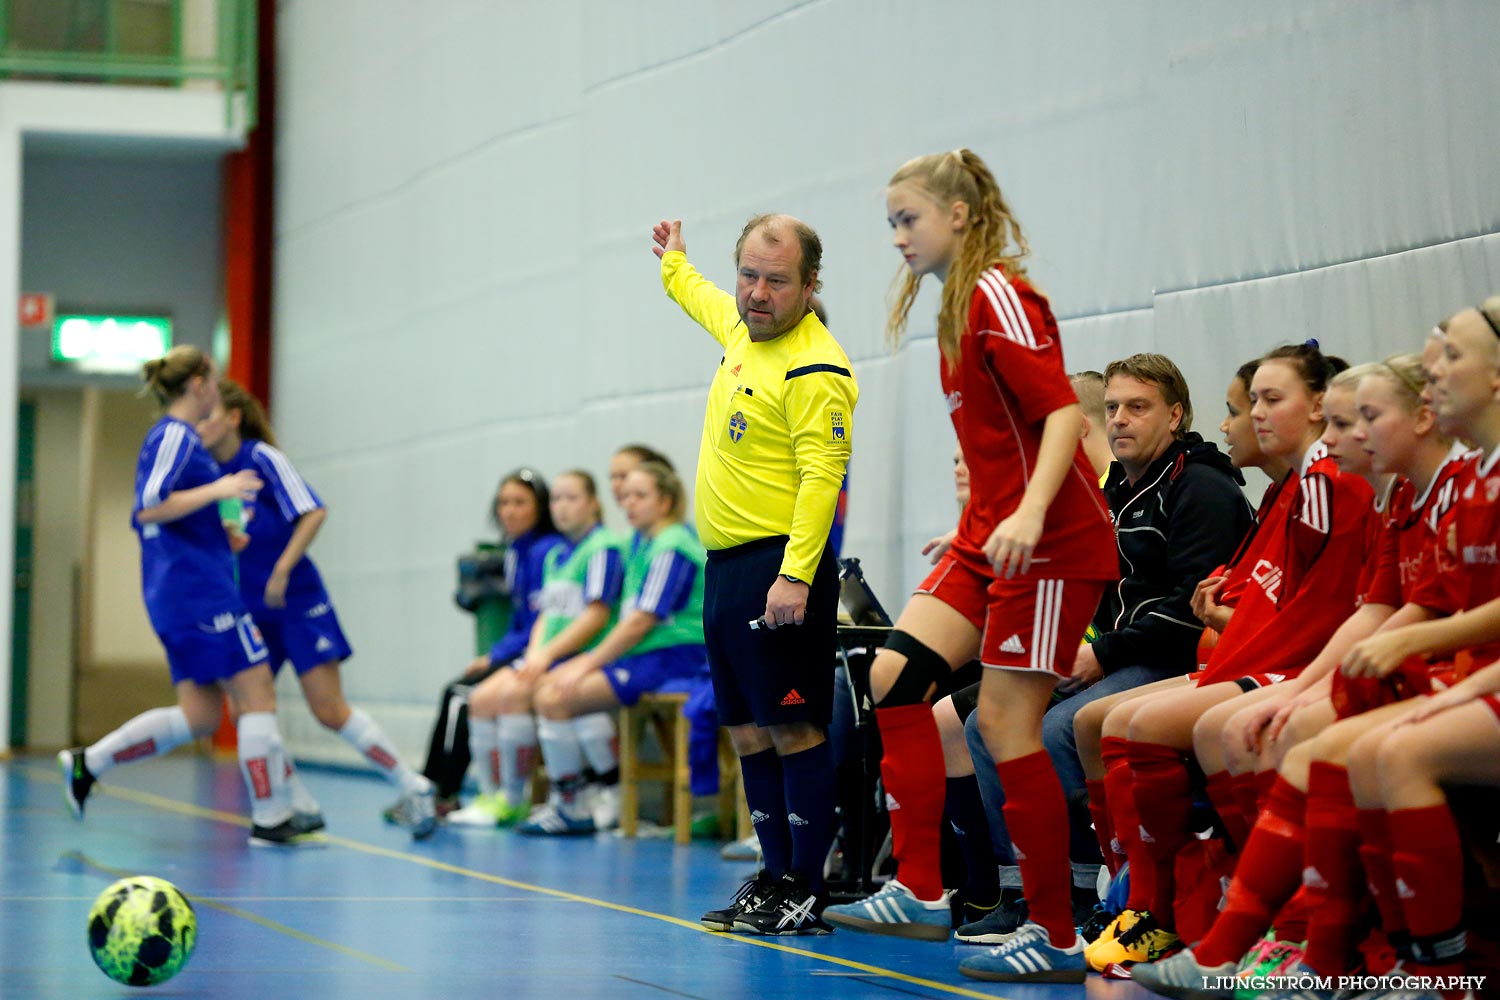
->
[964, 664, 1177, 865]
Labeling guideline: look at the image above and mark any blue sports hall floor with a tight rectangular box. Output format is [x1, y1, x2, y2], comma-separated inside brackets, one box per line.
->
[1, 752, 1155, 999]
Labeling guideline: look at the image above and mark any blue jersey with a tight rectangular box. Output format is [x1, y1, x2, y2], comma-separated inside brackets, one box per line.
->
[219, 440, 328, 612]
[488, 528, 566, 664]
[133, 416, 245, 632]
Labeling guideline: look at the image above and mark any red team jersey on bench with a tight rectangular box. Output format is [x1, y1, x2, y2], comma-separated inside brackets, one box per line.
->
[1332, 451, 1466, 717]
[1427, 447, 1500, 685]
[1196, 443, 1374, 687]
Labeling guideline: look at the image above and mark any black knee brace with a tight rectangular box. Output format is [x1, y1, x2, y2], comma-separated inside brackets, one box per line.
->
[875, 630, 952, 707]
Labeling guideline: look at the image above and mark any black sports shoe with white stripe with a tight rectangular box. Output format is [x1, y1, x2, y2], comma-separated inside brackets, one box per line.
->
[701, 871, 778, 932]
[57, 748, 94, 820]
[249, 818, 328, 848]
[732, 873, 833, 936]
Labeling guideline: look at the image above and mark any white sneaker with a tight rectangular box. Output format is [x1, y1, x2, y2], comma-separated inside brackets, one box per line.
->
[446, 793, 502, 827]
[391, 779, 437, 840]
[721, 832, 762, 861]
[590, 784, 621, 830]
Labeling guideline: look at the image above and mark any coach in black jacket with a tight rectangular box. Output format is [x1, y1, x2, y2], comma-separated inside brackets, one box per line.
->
[1087, 427, 1253, 678]
[964, 354, 1253, 908]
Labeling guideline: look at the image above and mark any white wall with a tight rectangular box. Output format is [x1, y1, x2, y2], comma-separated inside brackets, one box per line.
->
[272, 0, 1500, 761]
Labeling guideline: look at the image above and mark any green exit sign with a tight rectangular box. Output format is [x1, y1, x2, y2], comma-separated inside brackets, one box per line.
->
[52, 315, 172, 374]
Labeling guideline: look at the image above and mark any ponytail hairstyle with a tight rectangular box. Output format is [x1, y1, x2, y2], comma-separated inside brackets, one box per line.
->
[632, 459, 687, 522]
[1260, 341, 1349, 401]
[886, 148, 1031, 366]
[217, 378, 278, 447]
[1361, 352, 1452, 448]
[141, 346, 210, 407]
[1329, 362, 1380, 394]
[1361, 353, 1428, 410]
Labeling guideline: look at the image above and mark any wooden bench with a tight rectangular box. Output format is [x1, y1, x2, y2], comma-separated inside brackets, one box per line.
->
[618, 691, 742, 844]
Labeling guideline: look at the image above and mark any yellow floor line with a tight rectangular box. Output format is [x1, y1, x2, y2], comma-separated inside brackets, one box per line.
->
[28, 763, 1006, 999]
[61, 849, 410, 973]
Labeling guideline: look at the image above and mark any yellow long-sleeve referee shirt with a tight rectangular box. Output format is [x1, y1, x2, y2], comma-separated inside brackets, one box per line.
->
[662, 250, 857, 583]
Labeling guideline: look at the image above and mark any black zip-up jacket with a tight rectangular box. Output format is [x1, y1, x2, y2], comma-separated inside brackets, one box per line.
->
[1090, 432, 1254, 676]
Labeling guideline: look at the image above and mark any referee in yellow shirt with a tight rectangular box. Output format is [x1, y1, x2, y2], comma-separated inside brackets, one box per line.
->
[652, 215, 857, 935]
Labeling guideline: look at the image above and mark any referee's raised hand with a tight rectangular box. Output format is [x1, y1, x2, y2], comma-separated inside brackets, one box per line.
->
[651, 219, 685, 259]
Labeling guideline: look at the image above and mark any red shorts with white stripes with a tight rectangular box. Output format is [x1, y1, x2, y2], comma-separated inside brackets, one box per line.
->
[916, 553, 991, 631]
[1195, 669, 1297, 692]
[981, 578, 1107, 677]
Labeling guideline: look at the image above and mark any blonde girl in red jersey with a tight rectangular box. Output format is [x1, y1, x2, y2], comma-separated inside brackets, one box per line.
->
[821, 149, 1117, 983]
[1075, 344, 1375, 970]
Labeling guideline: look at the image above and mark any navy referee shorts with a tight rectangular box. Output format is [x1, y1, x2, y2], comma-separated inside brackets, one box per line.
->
[703, 535, 838, 729]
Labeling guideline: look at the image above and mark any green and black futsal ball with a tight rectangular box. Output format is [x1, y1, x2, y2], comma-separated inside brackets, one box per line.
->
[87, 876, 197, 986]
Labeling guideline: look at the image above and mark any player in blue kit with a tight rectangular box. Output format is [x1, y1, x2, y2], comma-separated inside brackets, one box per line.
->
[58, 347, 314, 846]
[198, 379, 438, 838]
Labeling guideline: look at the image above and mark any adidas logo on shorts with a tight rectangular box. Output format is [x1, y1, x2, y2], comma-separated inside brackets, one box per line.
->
[1302, 866, 1328, 890]
[750, 809, 771, 825]
[787, 813, 809, 826]
[315, 637, 334, 653]
[999, 634, 1026, 655]
[885, 793, 900, 811]
[780, 689, 806, 706]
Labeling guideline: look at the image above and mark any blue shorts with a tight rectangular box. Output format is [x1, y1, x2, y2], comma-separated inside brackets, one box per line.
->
[703, 536, 838, 728]
[159, 612, 269, 686]
[603, 644, 710, 707]
[256, 598, 353, 676]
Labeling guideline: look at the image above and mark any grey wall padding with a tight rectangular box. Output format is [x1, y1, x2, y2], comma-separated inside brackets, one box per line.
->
[270, 0, 1500, 755]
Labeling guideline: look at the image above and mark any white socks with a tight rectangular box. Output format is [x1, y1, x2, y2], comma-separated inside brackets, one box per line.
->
[338, 708, 424, 794]
[467, 714, 501, 797]
[84, 706, 193, 776]
[237, 711, 291, 827]
[497, 713, 538, 805]
[574, 712, 618, 776]
[537, 717, 585, 783]
[283, 760, 322, 816]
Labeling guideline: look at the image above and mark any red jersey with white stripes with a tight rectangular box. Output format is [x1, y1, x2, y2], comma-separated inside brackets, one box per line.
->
[1353, 478, 1399, 606]
[1330, 452, 1468, 716]
[1364, 449, 1467, 610]
[943, 269, 1117, 582]
[1197, 442, 1374, 685]
[1427, 446, 1500, 676]
[1213, 472, 1297, 610]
